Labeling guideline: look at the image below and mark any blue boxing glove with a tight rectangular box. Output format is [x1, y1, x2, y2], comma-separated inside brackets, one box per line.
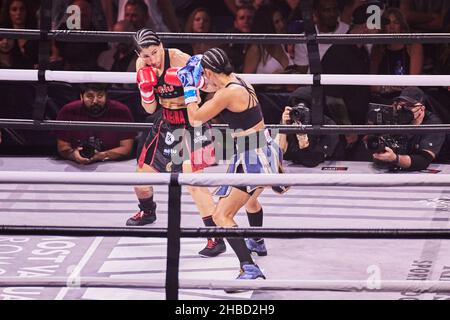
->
[177, 54, 203, 104]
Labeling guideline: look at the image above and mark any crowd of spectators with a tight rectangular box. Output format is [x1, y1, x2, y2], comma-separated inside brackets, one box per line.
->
[0, 0, 449, 169]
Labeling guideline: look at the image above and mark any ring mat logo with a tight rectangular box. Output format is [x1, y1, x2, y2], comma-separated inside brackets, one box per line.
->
[321, 167, 348, 171]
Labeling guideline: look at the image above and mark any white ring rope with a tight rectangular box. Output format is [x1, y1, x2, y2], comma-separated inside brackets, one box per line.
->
[1, 276, 450, 293]
[1, 69, 39, 81]
[45, 70, 132, 83]
[319, 74, 450, 86]
[2, 171, 450, 187]
[0, 171, 171, 186]
[2, 69, 450, 86]
[179, 173, 450, 187]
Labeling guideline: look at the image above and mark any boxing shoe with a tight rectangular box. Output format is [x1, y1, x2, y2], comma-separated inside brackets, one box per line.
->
[224, 263, 266, 293]
[246, 238, 268, 256]
[126, 203, 157, 226]
[198, 238, 226, 258]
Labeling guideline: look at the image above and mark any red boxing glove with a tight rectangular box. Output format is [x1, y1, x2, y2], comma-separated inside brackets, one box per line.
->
[137, 66, 157, 104]
[164, 67, 182, 86]
[165, 67, 205, 89]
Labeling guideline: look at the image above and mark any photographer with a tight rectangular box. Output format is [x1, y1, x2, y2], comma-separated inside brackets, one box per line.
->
[370, 87, 445, 171]
[56, 83, 135, 165]
[278, 103, 342, 167]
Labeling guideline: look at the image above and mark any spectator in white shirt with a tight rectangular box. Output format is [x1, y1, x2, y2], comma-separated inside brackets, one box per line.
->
[293, 0, 349, 73]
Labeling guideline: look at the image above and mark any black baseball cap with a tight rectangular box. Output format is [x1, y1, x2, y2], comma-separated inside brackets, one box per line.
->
[395, 87, 426, 105]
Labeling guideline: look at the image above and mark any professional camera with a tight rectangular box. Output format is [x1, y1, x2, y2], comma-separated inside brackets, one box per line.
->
[365, 103, 411, 154]
[367, 103, 414, 126]
[79, 137, 102, 159]
[289, 103, 310, 125]
[365, 134, 407, 154]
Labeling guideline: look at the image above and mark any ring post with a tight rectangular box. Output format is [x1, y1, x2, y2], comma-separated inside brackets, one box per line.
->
[32, 0, 51, 121]
[301, 0, 325, 127]
[165, 173, 182, 300]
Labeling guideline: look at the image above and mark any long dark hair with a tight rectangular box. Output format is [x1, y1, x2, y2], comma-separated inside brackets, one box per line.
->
[382, 7, 410, 33]
[0, 38, 32, 68]
[250, 5, 283, 64]
[0, 0, 37, 28]
[184, 7, 213, 33]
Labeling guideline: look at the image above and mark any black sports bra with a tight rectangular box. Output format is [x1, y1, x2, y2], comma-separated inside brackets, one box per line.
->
[220, 77, 263, 130]
[154, 48, 184, 99]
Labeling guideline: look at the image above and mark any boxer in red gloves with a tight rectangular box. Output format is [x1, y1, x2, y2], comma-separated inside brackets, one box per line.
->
[128, 28, 226, 258]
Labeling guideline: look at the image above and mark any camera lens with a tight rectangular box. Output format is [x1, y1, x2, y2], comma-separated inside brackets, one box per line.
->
[79, 145, 95, 159]
[289, 109, 301, 123]
[366, 136, 385, 153]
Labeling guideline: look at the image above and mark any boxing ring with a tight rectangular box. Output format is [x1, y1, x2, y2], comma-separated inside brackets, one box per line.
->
[2, 159, 450, 300]
[2, 0, 450, 301]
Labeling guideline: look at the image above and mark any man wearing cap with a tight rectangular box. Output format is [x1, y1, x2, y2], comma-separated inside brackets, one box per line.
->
[372, 87, 446, 171]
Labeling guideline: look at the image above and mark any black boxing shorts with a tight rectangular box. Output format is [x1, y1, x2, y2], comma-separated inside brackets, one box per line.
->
[138, 108, 216, 173]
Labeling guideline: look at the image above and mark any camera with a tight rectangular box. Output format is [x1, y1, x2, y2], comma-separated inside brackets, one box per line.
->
[367, 103, 414, 126]
[365, 103, 410, 154]
[366, 135, 407, 154]
[79, 137, 102, 159]
[289, 103, 310, 125]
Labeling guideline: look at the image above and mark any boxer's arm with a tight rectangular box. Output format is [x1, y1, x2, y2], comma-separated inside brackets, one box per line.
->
[136, 58, 158, 114]
[169, 48, 191, 67]
[186, 89, 228, 126]
[169, 50, 213, 92]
